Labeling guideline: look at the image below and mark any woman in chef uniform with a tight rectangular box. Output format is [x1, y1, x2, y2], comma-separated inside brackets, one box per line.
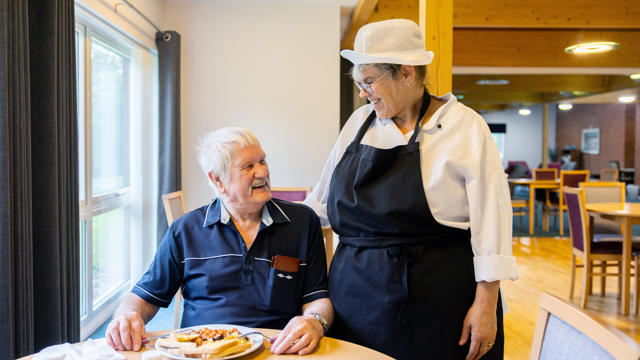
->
[304, 19, 518, 360]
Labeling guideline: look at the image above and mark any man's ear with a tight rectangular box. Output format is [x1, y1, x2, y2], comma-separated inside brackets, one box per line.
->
[209, 172, 225, 194]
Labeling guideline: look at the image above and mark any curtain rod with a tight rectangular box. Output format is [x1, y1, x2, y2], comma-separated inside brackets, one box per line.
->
[116, 0, 171, 42]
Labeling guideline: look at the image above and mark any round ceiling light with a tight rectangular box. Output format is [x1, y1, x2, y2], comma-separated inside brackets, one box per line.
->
[476, 79, 510, 86]
[518, 108, 531, 116]
[564, 41, 619, 55]
[618, 95, 636, 103]
[630, 73, 640, 80]
[558, 103, 573, 111]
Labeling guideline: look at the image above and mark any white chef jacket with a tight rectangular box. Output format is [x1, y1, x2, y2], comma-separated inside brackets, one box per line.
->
[304, 93, 519, 282]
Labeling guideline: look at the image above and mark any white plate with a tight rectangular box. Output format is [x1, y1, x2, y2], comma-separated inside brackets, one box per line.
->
[154, 324, 263, 360]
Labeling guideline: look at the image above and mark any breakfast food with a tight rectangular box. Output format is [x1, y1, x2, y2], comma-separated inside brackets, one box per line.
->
[157, 327, 252, 359]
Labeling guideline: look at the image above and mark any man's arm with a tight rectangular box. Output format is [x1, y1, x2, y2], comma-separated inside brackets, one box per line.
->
[270, 298, 334, 355]
[105, 293, 160, 351]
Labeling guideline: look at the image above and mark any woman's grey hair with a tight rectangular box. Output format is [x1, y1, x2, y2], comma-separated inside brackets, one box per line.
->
[197, 127, 261, 192]
[352, 64, 426, 86]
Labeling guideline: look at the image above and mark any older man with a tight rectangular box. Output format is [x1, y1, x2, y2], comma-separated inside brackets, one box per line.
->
[106, 127, 332, 356]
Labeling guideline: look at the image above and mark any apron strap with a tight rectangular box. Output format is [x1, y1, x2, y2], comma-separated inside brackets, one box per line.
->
[353, 90, 432, 145]
[407, 90, 431, 144]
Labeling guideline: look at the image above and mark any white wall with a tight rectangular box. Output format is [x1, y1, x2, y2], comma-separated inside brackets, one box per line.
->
[484, 104, 557, 169]
[163, 1, 342, 210]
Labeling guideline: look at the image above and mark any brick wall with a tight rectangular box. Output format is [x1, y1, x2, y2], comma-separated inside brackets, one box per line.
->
[555, 103, 631, 176]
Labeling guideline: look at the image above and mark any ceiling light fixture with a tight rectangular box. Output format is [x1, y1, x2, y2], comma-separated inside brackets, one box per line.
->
[564, 41, 619, 55]
[558, 103, 573, 111]
[618, 95, 636, 103]
[630, 73, 640, 80]
[518, 108, 531, 116]
[476, 79, 510, 86]
[456, 94, 465, 100]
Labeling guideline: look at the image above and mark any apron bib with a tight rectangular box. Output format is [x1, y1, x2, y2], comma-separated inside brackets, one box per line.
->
[327, 93, 503, 359]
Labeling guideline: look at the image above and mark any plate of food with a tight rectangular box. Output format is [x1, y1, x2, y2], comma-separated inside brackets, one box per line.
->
[154, 324, 263, 359]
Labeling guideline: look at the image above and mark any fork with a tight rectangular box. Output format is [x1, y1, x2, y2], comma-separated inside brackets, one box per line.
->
[239, 330, 274, 343]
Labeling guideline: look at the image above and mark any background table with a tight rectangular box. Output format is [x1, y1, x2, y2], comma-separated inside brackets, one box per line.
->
[585, 202, 640, 315]
[21, 328, 394, 360]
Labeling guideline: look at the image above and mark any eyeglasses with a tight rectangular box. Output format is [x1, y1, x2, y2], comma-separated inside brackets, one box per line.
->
[354, 73, 387, 94]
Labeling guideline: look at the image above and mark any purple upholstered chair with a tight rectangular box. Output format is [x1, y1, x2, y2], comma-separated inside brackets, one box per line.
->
[564, 187, 634, 309]
[557, 170, 590, 235]
[270, 187, 311, 202]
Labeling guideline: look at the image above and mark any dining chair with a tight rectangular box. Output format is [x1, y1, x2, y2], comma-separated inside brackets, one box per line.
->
[579, 181, 626, 296]
[508, 181, 528, 229]
[563, 187, 640, 309]
[557, 170, 590, 235]
[533, 168, 558, 229]
[529, 293, 640, 360]
[270, 187, 312, 203]
[162, 190, 186, 329]
[322, 226, 334, 271]
[600, 169, 619, 182]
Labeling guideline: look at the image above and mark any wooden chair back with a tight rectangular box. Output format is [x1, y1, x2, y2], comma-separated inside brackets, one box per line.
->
[322, 227, 334, 271]
[600, 169, 619, 182]
[564, 187, 590, 254]
[580, 181, 625, 204]
[161, 190, 186, 329]
[533, 168, 557, 181]
[530, 293, 640, 360]
[558, 170, 590, 235]
[162, 190, 186, 225]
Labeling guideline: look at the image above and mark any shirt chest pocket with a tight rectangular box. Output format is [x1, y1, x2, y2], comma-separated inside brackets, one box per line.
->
[259, 266, 303, 314]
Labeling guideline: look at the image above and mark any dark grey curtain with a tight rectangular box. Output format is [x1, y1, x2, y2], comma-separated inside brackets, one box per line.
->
[156, 31, 181, 243]
[0, 0, 79, 358]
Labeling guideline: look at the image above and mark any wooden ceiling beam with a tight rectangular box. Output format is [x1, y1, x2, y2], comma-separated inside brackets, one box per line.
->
[453, 75, 611, 92]
[368, 0, 419, 23]
[453, 29, 640, 67]
[453, 0, 640, 29]
[456, 90, 547, 104]
[341, 0, 379, 50]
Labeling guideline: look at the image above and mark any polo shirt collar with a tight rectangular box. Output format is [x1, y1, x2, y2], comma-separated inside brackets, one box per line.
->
[203, 198, 291, 227]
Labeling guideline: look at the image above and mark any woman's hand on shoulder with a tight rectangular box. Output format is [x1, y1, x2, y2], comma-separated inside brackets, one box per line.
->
[270, 315, 324, 355]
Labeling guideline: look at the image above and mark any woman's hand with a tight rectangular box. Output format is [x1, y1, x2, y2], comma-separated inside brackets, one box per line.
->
[458, 281, 500, 360]
[270, 315, 324, 355]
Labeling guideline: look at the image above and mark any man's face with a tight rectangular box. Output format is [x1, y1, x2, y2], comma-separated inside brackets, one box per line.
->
[216, 145, 271, 213]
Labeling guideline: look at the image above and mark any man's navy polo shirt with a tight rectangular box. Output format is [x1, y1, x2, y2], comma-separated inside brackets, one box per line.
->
[132, 198, 329, 329]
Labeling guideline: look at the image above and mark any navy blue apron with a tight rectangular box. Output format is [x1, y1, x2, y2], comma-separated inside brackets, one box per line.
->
[327, 93, 503, 359]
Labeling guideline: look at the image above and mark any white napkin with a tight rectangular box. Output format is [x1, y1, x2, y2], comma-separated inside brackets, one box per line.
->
[34, 339, 126, 360]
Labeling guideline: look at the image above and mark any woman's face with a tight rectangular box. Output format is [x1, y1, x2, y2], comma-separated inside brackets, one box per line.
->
[355, 65, 407, 119]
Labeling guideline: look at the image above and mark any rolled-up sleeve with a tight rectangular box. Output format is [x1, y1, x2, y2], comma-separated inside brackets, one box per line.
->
[131, 226, 183, 307]
[465, 123, 519, 282]
[301, 212, 329, 304]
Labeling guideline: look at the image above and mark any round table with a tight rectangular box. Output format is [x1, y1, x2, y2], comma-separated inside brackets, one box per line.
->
[21, 328, 394, 360]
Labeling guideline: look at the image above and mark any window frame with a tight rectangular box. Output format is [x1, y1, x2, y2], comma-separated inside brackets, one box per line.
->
[75, 16, 135, 336]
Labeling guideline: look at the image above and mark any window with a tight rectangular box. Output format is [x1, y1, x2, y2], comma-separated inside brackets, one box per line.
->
[76, 21, 133, 336]
[488, 123, 506, 160]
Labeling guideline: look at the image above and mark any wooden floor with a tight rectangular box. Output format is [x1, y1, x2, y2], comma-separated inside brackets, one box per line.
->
[503, 235, 640, 359]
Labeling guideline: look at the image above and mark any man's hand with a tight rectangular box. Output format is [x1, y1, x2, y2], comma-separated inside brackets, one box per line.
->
[105, 311, 146, 351]
[270, 315, 324, 355]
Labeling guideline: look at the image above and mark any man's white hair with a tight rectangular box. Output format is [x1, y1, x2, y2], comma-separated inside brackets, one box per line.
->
[197, 127, 261, 194]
